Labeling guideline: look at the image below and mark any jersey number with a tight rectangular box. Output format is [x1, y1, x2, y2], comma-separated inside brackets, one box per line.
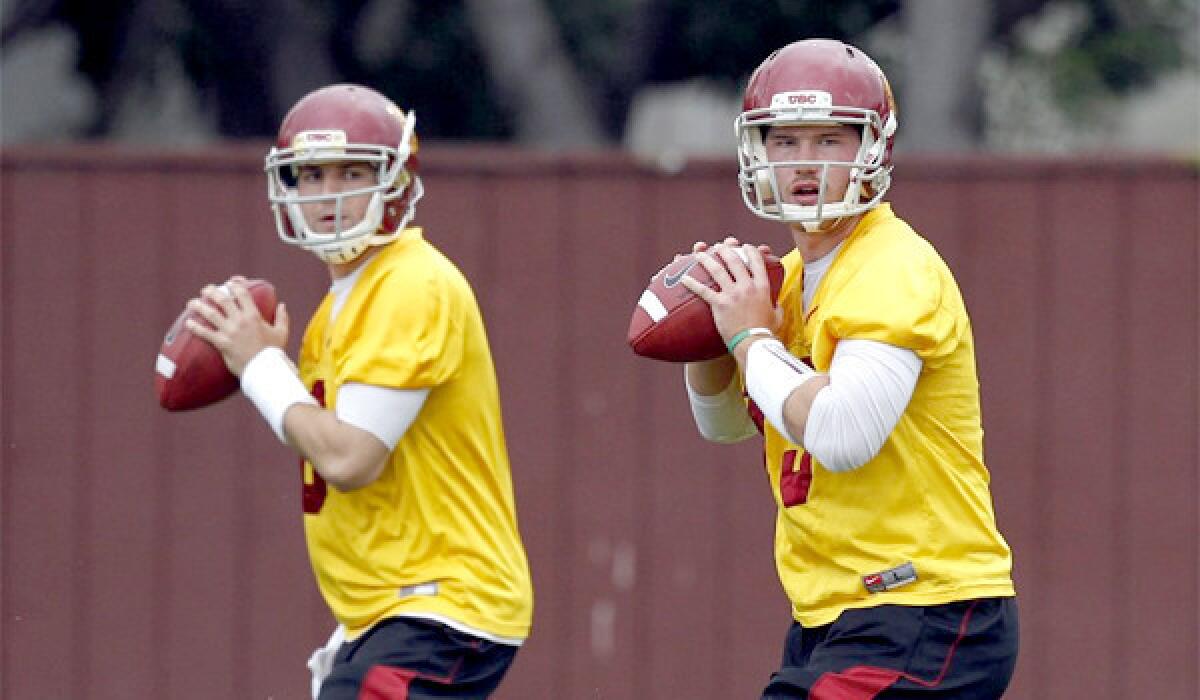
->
[749, 397, 814, 507]
[780, 450, 813, 507]
[302, 380, 329, 514]
[747, 352, 815, 508]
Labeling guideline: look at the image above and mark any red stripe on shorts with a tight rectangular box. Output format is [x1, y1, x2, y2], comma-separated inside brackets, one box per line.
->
[810, 666, 904, 698]
[358, 665, 418, 700]
[810, 600, 980, 698]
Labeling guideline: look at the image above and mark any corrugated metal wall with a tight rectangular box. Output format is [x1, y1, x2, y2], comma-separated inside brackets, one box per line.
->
[1, 146, 1197, 699]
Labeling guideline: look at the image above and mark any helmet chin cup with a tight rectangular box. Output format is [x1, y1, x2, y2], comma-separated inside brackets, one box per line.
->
[313, 239, 370, 264]
[798, 216, 855, 234]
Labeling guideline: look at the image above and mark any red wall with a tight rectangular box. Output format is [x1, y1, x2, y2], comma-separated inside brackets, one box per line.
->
[1, 145, 1197, 699]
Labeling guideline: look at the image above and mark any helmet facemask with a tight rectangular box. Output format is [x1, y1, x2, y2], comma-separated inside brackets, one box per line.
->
[265, 110, 423, 264]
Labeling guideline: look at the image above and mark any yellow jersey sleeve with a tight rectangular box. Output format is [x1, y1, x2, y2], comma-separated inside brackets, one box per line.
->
[809, 206, 967, 370]
[331, 247, 463, 391]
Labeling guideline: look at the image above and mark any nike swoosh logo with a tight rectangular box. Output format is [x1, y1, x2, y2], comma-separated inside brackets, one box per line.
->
[663, 258, 699, 288]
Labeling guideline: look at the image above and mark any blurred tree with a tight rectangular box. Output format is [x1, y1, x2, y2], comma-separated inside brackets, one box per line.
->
[903, 0, 991, 151]
[179, 0, 284, 137]
[545, 0, 659, 140]
[1006, 0, 1196, 115]
[544, 0, 902, 139]
[979, 0, 1195, 149]
[463, 0, 604, 147]
[324, 1, 512, 140]
[1, 0, 1194, 146]
[1, 0, 143, 136]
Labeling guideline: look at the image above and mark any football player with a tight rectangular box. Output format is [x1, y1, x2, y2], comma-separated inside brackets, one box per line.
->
[186, 84, 533, 699]
[680, 39, 1018, 698]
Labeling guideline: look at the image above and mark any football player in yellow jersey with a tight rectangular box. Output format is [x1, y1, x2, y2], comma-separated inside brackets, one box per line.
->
[185, 84, 532, 699]
[680, 40, 1018, 698]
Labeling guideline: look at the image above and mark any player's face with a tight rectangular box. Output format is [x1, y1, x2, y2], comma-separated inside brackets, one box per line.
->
[295, 161, 376, 233]
[763, 124, 862, 206]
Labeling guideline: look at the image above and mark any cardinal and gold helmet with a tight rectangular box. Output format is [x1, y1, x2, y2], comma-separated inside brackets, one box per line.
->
[736, 39, 897, 228]
[265, 84, 422, 264]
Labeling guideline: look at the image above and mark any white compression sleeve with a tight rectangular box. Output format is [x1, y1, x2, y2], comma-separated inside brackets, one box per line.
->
[240, 347, 318, 443]
[335, 383, 430, 449]
[744, 339, 821, 445]
[684, 368, 758, 444]
[803, 338, 922, 472]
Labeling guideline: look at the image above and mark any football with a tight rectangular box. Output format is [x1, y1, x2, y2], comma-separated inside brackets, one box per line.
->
[628, 248, 786, 362]
[155, 279, 278, 411]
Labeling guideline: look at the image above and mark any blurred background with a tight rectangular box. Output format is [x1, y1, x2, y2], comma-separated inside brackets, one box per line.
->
[2, 0, 1198, 156]
[2, 1, 1199, 699]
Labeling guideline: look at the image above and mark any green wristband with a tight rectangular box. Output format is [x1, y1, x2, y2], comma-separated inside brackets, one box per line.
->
[726, 327, 772, 354]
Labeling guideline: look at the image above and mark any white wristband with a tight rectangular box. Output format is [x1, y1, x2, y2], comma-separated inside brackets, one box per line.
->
[744, 339, 820, 445]
[240, 347, 317, 443]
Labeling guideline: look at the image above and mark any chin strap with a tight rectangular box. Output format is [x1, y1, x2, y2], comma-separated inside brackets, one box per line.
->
[800, 216, 855, 234]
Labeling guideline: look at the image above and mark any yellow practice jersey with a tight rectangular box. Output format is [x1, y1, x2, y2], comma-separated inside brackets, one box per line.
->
[768, 204, 1014, 628]
[297, 228, 533, 641]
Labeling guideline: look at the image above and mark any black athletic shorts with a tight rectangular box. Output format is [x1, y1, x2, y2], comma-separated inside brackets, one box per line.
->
[318, 617, 519, 700]
[762, 597, 1018, 699]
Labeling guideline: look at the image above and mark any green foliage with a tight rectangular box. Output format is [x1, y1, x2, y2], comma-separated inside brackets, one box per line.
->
[1021, 0, 1196, 118]
[340, 2, 514, 140]
[20, 0, 1197, 141]
[611, 0, 898, 83]
[542, 0, 900, 136]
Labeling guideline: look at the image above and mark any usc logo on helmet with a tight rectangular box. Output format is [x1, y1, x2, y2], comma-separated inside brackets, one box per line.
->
[292, 129, 348, 155]
[770, 91, 833, 110]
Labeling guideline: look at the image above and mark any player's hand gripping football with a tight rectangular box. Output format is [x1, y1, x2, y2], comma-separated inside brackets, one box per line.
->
[186, 276, 290, 377]
[679, 237, 781, 348]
